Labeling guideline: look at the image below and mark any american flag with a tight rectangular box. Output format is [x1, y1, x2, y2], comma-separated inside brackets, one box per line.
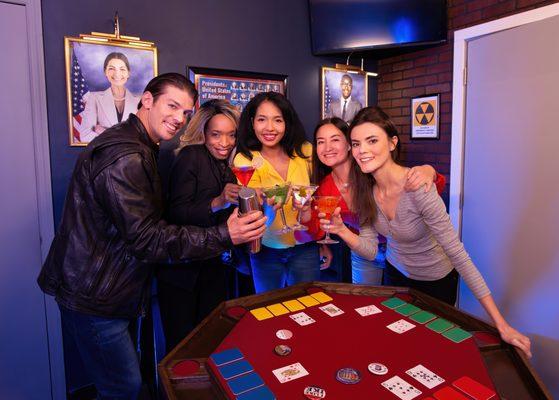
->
[71, 52, 89, 142]
[324, 79, 331, 117]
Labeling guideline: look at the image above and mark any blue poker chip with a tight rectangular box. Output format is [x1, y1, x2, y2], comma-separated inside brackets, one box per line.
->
[336, 367, 361, 384]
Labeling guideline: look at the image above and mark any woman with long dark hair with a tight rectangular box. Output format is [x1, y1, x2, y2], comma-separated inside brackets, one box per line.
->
[322, 106, 531, 357]
[297, 117, 444, 284]
[233, 92, 318, 293]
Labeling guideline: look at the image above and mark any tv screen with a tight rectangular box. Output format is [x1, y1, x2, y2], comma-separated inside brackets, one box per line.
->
[309, 0, 447, 55]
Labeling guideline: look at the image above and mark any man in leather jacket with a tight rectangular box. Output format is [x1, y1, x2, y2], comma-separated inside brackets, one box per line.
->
[38, 73, 266, 399]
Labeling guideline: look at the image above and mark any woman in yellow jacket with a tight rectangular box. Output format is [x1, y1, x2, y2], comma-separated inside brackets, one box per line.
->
[234, 92, 318, 293]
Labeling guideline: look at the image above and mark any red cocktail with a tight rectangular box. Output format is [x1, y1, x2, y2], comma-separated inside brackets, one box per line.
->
[231, 166, 256, 186]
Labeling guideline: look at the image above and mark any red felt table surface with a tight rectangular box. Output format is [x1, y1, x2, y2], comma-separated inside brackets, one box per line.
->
[208, 292, 499, 400]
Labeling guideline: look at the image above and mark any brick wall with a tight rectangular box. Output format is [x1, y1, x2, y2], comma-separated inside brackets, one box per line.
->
[377, 0, 559, 204]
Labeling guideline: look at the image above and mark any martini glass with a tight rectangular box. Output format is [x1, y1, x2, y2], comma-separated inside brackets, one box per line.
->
[315, 195, 341, 244]
[231, 156, 263, 186]
[231, 165, 255, 187]
[262, 182, 292, 234]
[291, 184, 319, 231]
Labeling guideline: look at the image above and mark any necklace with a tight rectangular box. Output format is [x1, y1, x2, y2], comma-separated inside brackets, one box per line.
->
[332, 172, 350, 194]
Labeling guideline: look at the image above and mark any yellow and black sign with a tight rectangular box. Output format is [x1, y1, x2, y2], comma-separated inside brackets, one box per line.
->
[411, 95, 439, 139]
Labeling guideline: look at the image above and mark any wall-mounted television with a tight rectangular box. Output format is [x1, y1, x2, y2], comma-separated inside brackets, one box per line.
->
[309, 0, 447, 55]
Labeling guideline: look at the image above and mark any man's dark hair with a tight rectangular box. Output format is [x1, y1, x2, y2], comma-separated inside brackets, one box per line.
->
[137, 73, 198, 110]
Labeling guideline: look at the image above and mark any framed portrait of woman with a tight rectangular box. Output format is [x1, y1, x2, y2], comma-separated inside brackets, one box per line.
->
[64, 35, 157, 146]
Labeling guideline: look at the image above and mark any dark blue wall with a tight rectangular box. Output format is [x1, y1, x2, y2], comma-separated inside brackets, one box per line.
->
[42, 0, 378, 226]
[41, 0, 377, 393]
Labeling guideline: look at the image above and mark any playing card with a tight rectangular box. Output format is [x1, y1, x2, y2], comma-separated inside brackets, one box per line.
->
[250, 307, 274, 321]
[210, 348, 244, 366]
[387, 319, 416, 334]
[218, 359, 254, 380]
[355, 304, 382, 316]
[236, 385, 276, 400]
[266, 303, 290, 316]
[290, 312, 316, 326]
[382, 375, 422, 400]
[227, 372, 264, 395]
[272, 362, 309, 383]
[319, 303, 344, 317]
[442, 327, 473, 343]
[395, 303, 421, 316]
[381, 297, 407, 309]
[433, 386, 469, 400]
[298, 295, 320, 307]
[452, 376, 496, 400]
[283, 299, 306, 312]
[406, 364, 445, 389]
[309, 291, 333, 303]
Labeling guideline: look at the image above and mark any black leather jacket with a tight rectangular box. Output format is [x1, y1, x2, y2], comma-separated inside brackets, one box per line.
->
[38, 115, 232, 318]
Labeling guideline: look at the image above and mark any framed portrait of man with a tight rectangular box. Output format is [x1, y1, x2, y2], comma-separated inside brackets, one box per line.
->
[65, 35, 157, 146]
[321, 66, 367, 124]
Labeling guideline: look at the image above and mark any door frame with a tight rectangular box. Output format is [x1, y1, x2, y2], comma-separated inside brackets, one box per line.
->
[5, 0, 65, 398]
[450, 2, 559, 232]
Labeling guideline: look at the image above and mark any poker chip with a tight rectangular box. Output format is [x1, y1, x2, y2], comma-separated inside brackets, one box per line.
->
[276, 329, 293, 340]
[336, 367, 361, 384]
[304, 385, 326, 399]
[274, 344, 292, 356]
[368, 362, 388, 375]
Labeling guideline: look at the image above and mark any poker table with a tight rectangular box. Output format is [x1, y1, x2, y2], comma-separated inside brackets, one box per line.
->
[158, 282, 550, 400]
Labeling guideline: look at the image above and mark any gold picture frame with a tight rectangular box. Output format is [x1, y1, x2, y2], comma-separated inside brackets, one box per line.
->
[65, 30, 157, 146]
[321, 65, 368, 124]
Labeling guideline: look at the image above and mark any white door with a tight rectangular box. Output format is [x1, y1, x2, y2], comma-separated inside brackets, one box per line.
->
[455, 10, 559, 397]
[0, 1, 62, 398]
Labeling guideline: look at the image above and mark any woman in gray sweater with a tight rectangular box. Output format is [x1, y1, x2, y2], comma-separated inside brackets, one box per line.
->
[321, 106, 532, 358]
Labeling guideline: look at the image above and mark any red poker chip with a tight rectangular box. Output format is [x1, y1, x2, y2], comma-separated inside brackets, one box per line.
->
[304, 385, 326, 399]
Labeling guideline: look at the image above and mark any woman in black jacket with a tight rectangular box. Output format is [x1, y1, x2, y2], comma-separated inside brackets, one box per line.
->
[157, 99, 241, 352]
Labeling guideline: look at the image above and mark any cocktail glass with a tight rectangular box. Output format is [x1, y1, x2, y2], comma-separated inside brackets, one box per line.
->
[231, 156, 263, 186]
[291, 184, 319, 231]
[231, 165, 256, 186]
[262, 183, 292, 235]
[315, 195, 341, 244]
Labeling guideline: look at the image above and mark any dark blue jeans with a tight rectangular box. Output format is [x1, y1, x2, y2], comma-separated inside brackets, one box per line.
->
[250, 242, 320, 293]
[59, 306, 142, 399]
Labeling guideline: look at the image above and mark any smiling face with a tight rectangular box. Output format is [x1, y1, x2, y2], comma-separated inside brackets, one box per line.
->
[140, 85, 194, 143]
[204, 114, 236, 160]
[105, 58, 130, 87]
[351, 122, 398, 174]
[340, 75, 353, 99]
[252, 100, 286, 149]
[316, 123, 350, 168]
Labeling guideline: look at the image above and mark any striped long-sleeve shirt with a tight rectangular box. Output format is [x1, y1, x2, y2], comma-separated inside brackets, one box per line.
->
[355, 185, 490, 299]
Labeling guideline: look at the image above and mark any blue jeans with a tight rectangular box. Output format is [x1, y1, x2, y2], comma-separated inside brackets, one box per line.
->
[59, 306, 142, 399]
[351, 249, 384, 285]
[250, 242, 319, 293]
